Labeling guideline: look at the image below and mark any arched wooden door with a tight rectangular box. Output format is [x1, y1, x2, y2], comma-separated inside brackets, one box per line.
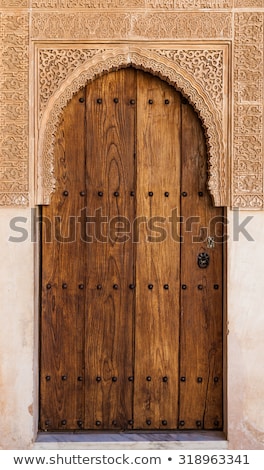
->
[40, 69, 223, 431]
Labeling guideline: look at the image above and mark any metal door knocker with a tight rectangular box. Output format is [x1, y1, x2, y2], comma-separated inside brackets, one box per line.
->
[197, 252, 210, 269]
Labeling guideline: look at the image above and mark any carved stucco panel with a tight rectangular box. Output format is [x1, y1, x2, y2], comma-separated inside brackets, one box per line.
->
[0, 5, 263, 209]
[39, 47, 224, 121]
[28, 0, 264, 10]
[39, 48, 106, 118]
[158, 49, 224, 120]
[37, 45, 228, 207]
[234, 1, 264, 7]
[31, 0, 233, 9]
[31, 12, 232, 40]
[232, 12, 264, 209]
[32, 0, 145, 7]
[0, 12, 29, 206]
[131, 13, 232, 39]
[32, 13, 131, 40]
[0, 0, 28, 6]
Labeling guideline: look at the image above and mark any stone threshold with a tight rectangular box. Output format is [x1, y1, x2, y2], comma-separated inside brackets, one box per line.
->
[34, 431, 228, 450]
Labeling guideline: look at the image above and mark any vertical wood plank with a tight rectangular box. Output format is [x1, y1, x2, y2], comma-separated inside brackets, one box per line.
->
[134, 72, 181, 430]
[179, 102, 223, 430]
[84, 69, 136, 430]
[40, 89, 86, 430]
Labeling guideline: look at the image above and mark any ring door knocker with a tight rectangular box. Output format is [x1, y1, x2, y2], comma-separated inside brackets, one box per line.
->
[197, 252, 210, 269]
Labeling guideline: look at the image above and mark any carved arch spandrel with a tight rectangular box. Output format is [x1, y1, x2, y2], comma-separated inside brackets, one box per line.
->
[37, 46, 229, 207]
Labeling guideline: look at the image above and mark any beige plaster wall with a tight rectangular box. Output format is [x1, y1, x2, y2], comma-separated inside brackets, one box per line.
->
[227, 210, 264, 449]
[0, 209, 37, 449]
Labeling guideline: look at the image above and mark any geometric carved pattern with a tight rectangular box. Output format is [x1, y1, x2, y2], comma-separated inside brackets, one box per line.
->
[37, 45, 228, 207]
[232, 12, 264, 209]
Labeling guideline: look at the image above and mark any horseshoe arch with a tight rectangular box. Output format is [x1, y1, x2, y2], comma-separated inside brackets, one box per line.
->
[36, 45, 229, 207]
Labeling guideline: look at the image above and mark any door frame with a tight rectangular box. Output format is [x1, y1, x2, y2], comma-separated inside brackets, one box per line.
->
[35, 47, 230, 437]
[36, 82, 228, 440]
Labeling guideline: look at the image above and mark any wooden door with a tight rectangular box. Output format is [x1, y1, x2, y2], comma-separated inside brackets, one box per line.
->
[40, 69, 223, 431]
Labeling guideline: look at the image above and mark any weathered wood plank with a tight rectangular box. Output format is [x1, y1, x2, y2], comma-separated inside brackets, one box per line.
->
[179, 102, 223, 430]
[84, 70, 136, 430]
[40, 89, 86, 430]
[134, 72, 181, 430]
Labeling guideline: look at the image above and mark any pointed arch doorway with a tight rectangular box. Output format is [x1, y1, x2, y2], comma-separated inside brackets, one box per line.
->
[40, 68, 223, 432]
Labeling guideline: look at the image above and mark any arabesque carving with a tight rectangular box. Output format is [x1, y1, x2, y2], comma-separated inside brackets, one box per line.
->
[234, 1, 264, 7]
[131, 13, 232, 39]
[0, 0, 28, 6]
[31, 12, 232, 40]
[37, 46, 228, 207]
[0, 13, 29, 206]
[0, 5, 264, 209]
[158, 49, 224, 118]
[31, 0, 233, 8]
[232, 12, 264, 209]
[32, 0, 145, 7]
[39, 48, 224, 120]
[39, 48, 106, 118]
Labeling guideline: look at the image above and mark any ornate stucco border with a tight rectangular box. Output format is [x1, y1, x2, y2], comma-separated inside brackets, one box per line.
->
[0, 11, 29, 206]
[36, 44, 230, 207]
[232, 12, 264, 209]
[1, 5, 263, 209]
